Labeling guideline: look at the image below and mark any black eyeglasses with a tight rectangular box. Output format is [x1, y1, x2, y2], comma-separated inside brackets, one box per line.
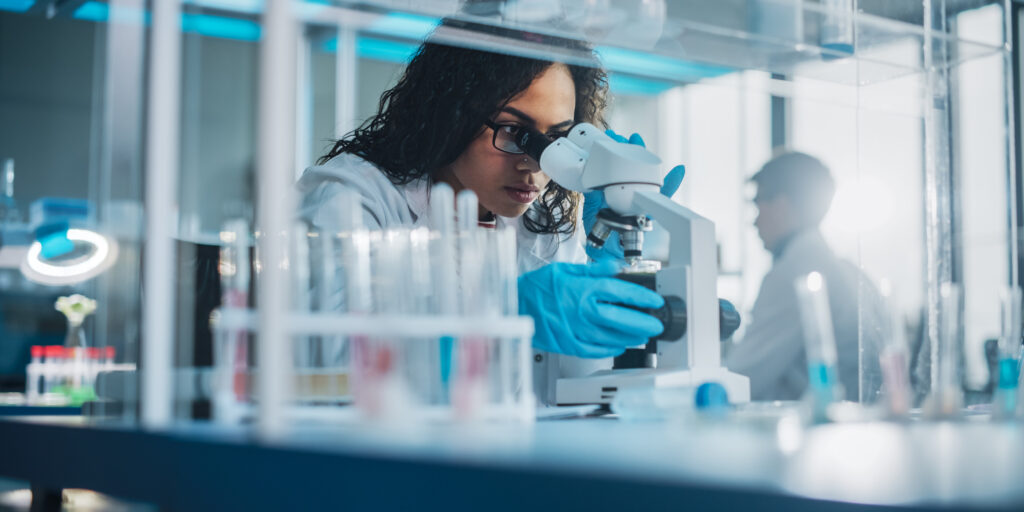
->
[483, 120, 567, 155]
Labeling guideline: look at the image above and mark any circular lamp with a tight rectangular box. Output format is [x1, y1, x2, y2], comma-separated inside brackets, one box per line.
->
[20, 228, 119, 286]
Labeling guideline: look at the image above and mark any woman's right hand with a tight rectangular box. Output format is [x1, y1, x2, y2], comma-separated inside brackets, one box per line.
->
[582, 130, 686, 262]
[518, 260, 665, 358]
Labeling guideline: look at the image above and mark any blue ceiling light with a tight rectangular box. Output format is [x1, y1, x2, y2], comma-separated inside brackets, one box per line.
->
[322, 36, 420, 64]
[597, 46, 733, 84]
[365, 12, 439, 40]
[0, 0, 33, 13]
[182, 12, 260, 41]
[74, 1, 260, 41]
[357, 37, 419, 63]
[188, 0, 262, 15]
[607, 74, 675, 96]
[73, 1, 108, 21]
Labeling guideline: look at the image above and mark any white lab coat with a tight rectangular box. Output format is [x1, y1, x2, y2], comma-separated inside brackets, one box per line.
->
[724, 229, 884, 401]
[295, 153, 607, 405]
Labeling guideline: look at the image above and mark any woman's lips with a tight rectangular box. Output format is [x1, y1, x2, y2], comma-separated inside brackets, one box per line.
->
[505, 187, 539, 204]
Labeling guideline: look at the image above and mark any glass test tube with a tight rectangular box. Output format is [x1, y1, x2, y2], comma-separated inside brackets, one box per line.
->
[993, 286, 1022, 419]
[26, 346, 42, 405]
[215, 219, 250, 423]
[820, 0, 854, 55]
[926, 283, 964, 418]
[430, 182, 458, 404]
[335, 190, 386, 417]
[315, 226, 345, 400]
[491, 227, 522, 411]
[794, 271, 843, 421]
[454, 190, 488, 418]
[878, 280, 912, 418]
[405, 226, 436, 406]
[290, 222, 314, 401]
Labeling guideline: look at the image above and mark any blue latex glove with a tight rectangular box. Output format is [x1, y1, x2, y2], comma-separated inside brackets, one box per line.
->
[519, 260, 665, 358]
[582, 130, 686, 262]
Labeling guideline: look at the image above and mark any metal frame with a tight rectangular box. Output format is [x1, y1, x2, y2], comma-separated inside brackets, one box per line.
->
[141, 0, 182, 430]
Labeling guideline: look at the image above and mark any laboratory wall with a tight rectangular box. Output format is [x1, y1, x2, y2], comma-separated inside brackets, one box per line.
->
[0, 12, 101, 390]
[176, 29, 406, 240]
[0, 12, 97, 206]
[955, 4, 1014, 392]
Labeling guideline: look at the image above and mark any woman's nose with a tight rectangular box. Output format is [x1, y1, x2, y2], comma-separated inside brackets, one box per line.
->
[517, 155, 540, 173]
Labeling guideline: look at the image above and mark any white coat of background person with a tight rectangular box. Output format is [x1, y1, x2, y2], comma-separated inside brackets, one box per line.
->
[725, 152, 884, 402]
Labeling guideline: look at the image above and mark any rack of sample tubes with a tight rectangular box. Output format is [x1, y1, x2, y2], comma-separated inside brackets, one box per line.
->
[24, 345, 130, 406]
[792, 270, 1024, 423]
[211, 184, 535, 424]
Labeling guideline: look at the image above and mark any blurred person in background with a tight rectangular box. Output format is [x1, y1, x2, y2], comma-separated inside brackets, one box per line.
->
[725, 151, 883, 402]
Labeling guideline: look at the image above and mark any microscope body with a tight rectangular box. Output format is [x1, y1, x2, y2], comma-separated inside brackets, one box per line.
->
[517, 123, 750, 405]
[555, 191, 750, 405]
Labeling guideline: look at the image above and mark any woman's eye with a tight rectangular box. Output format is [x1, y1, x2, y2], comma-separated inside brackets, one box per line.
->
[500, 125, 520, 135]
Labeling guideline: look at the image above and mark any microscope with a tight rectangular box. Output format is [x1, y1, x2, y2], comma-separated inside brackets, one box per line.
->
[514, 123, 750, 405]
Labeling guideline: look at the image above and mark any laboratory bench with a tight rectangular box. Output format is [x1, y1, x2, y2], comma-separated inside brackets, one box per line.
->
[2, 408, 1024, 511]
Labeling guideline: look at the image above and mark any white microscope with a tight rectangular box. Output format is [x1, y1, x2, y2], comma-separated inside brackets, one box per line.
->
[513, 123, 751, 405]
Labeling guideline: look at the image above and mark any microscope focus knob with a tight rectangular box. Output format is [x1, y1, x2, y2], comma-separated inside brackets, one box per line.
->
[718, 299, 741, 340]
[650, 295, 687, 341]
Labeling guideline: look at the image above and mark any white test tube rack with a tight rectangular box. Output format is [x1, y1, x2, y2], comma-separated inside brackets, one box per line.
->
[210, 309, 536, 424]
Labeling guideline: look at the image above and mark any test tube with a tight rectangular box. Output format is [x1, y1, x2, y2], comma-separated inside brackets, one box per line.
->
[431, 183, 458, 403]
[794, 271, 843, 421]
[215, 219, 250, 423]
[925, 283, 964, 418]
[103, 346, 116, 373]
[454, 190, 488, 418]
[290, 222, 313, 401]
[363, 229, 413, 418]
[43, 345, 66, 397]
[334, 190, 388, 417]
[315, 227, 345, 400]
[85, 347, 101, 390]
[26, 346, 42, 405]
[820, 0, 854, 56]
[493, 227, 526, 412]
[993, 286, 1022, 419]
[406, 226, 436, 405]
[878, 280, 912, 418]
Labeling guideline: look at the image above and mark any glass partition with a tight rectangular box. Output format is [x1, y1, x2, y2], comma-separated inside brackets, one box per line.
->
[1, 0, 1016, 426]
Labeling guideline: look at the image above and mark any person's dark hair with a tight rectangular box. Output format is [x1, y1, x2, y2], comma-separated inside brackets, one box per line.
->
[318, 38, 609, 237]
[750, 151, 835, 227]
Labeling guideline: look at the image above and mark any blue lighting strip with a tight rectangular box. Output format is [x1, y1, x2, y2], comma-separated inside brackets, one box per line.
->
[364, 12, 438, 40]
[597, 46, 733, 84]
[322, 36, 420, 64]
[0, 0, 33, 12]
[72, 1, 105, 21]
[187, 0, 262, 15]
[607, 74, 675, 96]
[74, 1, 260, 41]
[181, 12, 259, 40]
[65, 3, 732, 94]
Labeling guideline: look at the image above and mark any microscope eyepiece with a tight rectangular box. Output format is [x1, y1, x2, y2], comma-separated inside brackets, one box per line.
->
[512, 124, 553, 161]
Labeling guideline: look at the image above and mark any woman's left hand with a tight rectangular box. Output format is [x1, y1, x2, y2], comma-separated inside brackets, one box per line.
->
[582, 130, 686, 262]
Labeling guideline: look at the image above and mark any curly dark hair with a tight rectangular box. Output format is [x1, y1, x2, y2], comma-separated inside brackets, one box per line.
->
[318, 37, 609, 237]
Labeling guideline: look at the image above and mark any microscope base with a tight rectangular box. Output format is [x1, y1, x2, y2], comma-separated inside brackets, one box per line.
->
[555, 367, 750, 405]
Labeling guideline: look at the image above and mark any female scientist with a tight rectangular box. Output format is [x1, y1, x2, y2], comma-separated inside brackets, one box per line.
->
[296, 28, 682, 404]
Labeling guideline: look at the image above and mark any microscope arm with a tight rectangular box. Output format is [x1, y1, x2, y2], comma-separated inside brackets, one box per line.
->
[631, 190, 722, 369]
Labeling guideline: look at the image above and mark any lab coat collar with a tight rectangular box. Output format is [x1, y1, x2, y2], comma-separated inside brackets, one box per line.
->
[396, 178, 565, 269]
[777, 228, 829, 261]
[399, 176, 517, 231]
[399, 177, 432, 225]
[771, 231, 800, 260]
